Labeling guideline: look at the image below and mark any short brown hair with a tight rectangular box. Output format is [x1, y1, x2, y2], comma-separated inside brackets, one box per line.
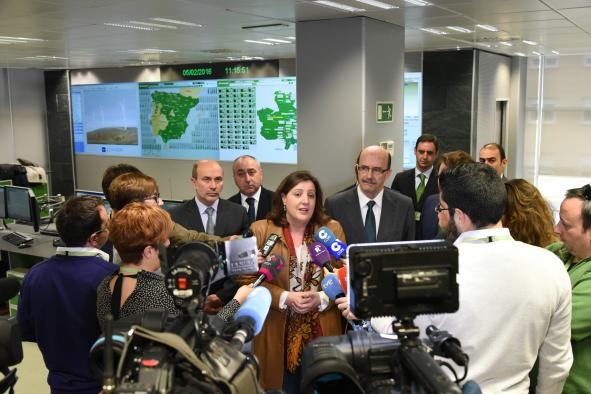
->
[56, 196, 103, 247]
[108, 173, 159, 211]
[503, 179, 558, 247]
[101, 164, 142, 202]
[109, 203, 173, 264]
[441, 150, 474, 168]
[268, 171, 330, 229]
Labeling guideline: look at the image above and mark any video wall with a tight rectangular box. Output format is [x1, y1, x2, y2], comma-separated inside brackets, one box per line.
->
[71, 77, 297, 164]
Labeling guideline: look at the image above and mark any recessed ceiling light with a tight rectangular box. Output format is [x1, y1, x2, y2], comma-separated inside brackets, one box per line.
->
[253, 57, 264, 60]
[356, 0, 398, 9]
[20, 55, 68, 60]
[499, 41, 513, 47]
[404, 0, 431, 5]
[522, 40, 537, 45]
[551, 50, 560, 55]
[122, 48, 177, 54]
[313, 0, 365, 12]
[532, 51, 541, 56]
[476, 24, 498, 32]
[0, 35, 45, 42]
[150, 18, 203, 27]
[263, 38, 292, 44]
[420, 28, 448, 35]
[129, 21, 177, 29]
[104, 22, 158, 31]
[447, 26, 473, 33]
[514, 52, 526, 57]
[478, 42, 492, 48]
[286, 36, 296, 40]
[244, 40, 274, 45]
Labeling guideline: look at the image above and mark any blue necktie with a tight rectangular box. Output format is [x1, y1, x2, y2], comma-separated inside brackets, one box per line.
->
[246, 197, 256, 224]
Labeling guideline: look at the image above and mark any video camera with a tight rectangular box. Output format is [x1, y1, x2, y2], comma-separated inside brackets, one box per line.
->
[302, 240, 467, 394]
[90, 241, 268, 394]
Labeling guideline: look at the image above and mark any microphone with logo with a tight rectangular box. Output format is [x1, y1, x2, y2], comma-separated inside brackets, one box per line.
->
[252, 255, 286, 288]
[227, 287, 272, 349]
[314, 226, 346, 260]
[321, 274, 346, 301]
[309, 242, 335, 273]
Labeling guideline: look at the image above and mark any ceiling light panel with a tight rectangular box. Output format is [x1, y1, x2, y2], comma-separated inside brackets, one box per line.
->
[263, 38, 292, 43]
[356, 0, 398, 10]
[404, 0, 431, 6]
[447, 26, 473, 33]
[313, 1, 365, 12]
[499, 41, 512, 47]
[104, 22, 158, 31]
[129, 21, 178, 29]
[150, 18, 203, 27]
[522, 40, 537, 45]
[476, 24, 498, 32]
[420, 27, 448, 35]
[244, 40, 274, 45]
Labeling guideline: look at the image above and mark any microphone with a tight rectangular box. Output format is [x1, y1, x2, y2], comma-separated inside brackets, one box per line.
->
[0, 277, 21, 303]
[261, 233, 280, 258]
[314, 227, 346, 260]
[230, 287, 272, 348]
[336, 267, 348, 295]
[321, 274, 345, 301]
[241, 229, 254, 238]
[426, 325, 469, 367]
[308, 242, 334, 272]
[252, 255, 286, 288]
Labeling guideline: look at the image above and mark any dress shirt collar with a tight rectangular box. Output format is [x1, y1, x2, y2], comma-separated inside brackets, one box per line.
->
[454, 227, 512, 246]
[55, 246, 110, 262]
[357, 185, 384, 208]
[415, 166, 434, 179]
[240, 186, 262, 205]
[194, 197, 219, 214]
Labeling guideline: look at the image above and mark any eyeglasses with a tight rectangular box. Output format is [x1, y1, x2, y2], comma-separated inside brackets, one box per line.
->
[434, 203, 450, 213]
[356, 164, 388, 175]
[144, 192, 161, 204]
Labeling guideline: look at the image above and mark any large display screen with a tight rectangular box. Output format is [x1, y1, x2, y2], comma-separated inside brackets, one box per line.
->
[71, 77, 297, 164]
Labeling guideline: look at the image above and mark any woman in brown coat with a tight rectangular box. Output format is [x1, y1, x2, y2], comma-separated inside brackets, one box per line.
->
[244, 171, 346, 392]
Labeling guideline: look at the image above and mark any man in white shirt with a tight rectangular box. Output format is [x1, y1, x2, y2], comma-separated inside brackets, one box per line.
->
[229, 155, 274, 225]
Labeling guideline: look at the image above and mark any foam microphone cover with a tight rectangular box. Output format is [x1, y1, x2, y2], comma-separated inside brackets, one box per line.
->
[336, 267, 348, 295]
[259, 255, 286, 281]
[308, 241, 331, 267]
[0, 277, 20, 303]
[314, 226, 346, 259]
[233, 287, 272, 336]
[321, 274, 345, 301]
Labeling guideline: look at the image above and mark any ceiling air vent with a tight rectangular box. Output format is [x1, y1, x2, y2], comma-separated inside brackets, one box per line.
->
[242, 23, 289, 30]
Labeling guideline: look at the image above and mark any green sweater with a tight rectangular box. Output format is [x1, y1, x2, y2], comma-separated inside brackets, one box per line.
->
[547, 242, 591, 394]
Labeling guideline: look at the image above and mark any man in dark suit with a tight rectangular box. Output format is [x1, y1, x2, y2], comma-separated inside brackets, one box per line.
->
[168, 160, 248, 312]
[479, 142, 509, 181]
[391, 134, 440, 239]
[228, 155, 274, 224]
[325, 145, 415, 244]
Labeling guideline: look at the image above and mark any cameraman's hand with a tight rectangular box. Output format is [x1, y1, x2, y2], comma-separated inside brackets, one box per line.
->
[233, 285, 254, 305]
[286, 291, 321, 314]
[204, 294, 223, 314]
[335, 296, 357, 320]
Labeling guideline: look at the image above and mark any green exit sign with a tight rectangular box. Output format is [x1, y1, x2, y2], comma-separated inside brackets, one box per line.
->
[376, 102, 394, 123]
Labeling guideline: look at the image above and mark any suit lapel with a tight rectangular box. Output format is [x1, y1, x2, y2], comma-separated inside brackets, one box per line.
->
[188, 199, 205, 232]
[345, 190, 366, 243]
[215, 200, 227, 236]
[377, 191, 395, 241]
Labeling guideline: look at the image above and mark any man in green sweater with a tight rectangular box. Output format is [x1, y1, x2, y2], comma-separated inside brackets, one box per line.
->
[548, 184, 591, 394]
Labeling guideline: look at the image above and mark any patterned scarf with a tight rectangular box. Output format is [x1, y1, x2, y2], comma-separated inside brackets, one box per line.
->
[283, 226, 323, 373]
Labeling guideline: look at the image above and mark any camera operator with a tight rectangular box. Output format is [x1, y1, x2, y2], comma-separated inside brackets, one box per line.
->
[339, 163, 573, 393]
[17, 196, 118, 394]
[96, 203, 254, 327]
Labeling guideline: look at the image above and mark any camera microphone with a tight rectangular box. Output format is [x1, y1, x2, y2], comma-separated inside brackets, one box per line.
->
[314, 227, 346, 259]
[229, 287, 272, 348]
[252, 255, 286, 288]
[309, 242, 334, 272]
[321, 274, 345, 300]
[426, 325, 469, 367]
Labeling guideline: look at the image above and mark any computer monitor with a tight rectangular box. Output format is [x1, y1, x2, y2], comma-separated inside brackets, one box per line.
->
[0, 186, 6, 219]
[75, 189, 112, 214]
[162, 198, 183, 211]
[5, 185, 40, 232]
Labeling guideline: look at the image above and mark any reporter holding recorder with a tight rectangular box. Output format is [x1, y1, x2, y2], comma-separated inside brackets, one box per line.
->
[241, 171, 346, 393]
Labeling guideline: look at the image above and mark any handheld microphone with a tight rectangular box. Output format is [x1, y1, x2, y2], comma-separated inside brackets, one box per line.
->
[261, 233, 280, 258]
[336, 267, 348, 295]
[0, 277, 21, 303]
[321, 274, 345, 301]
[252, 255, 286, 288]
[426, 325, 469, 367]
[314, 227, 346, 260]
[308, 242, 334, 272]
[230, 287, 272, 348]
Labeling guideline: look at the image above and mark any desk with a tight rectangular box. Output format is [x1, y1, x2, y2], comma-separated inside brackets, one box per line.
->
[0, 224, 57, 270]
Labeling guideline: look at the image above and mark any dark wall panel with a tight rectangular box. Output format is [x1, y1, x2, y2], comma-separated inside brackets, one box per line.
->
[423, 50, 474, 153]
[44, 70, 75, 196]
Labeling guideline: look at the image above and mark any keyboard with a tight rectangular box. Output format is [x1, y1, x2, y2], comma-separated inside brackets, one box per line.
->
[2, 231, 34, 247]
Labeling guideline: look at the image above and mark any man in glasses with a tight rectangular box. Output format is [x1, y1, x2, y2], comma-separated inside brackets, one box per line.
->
[325, 145, 414, 244]
[391, 133, 440, 239]
[18, 196, 118, 394]
[548, 184, 591, 394]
